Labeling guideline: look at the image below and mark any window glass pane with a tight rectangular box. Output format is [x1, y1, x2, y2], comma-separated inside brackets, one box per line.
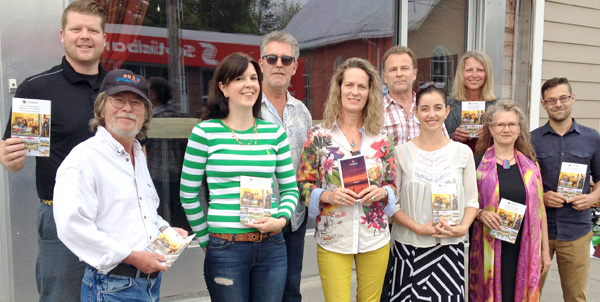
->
[97, 0, 396, 229]
[407, 0, 467, 90]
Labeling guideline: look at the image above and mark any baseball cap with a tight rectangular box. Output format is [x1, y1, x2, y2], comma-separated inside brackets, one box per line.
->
[100, 69, 149, 101]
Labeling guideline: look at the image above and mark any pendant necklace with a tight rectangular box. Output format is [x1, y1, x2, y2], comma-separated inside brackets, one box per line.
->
[351, 139, 356, 148]
[496, 155, 515, 170]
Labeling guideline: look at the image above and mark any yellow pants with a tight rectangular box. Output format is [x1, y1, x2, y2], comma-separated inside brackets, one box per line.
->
[317, 242, 390, 302]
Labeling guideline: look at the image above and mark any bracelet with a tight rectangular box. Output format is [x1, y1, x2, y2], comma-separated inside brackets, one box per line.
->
[477, 209, 483, 220]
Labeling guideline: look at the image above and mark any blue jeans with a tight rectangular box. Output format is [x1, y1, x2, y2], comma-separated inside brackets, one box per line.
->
[81, 265, 162, 302]
[37, 202, 86, 302]
[204, 232, 287, 302]
[282, 214, 308, 302]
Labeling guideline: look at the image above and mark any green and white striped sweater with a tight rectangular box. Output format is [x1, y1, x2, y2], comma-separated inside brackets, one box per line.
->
[180, 118, 299, 248]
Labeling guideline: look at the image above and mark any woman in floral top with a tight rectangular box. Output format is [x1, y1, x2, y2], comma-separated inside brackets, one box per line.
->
[298, 58, 396, 301]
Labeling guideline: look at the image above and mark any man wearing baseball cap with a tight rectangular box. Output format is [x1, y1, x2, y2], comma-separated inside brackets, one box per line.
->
[53, 69, 188, 301]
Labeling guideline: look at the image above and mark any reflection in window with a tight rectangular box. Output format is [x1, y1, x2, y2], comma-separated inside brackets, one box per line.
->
[430, 45, 454, 89]
[95, 0, 468, 232]
[407, 0, 466, 88]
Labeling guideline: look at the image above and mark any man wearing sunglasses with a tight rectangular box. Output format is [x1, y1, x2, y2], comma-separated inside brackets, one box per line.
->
[531, 77, 600, 302]
[258, 31, 312, 302]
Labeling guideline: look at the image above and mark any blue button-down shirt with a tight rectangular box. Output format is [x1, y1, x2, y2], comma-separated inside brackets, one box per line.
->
[530, 119, 600, 241]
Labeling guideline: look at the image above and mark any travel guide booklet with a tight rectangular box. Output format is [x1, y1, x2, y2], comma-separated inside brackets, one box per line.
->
[339, 154, 370, 196]
[145, 227, 195, 267]
[239, 176, 273, 223]
[431, 183, 459, 225]
[490, 198, 527, 244]
[10, 97, 51, 157]
[557, 162, 587, 199]
[460, 101, 485, 138]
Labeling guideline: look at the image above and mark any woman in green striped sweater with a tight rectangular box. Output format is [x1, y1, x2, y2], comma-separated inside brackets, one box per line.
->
[180, 53, 299, 302]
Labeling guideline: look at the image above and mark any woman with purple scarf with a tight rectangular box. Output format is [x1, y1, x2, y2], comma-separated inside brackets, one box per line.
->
[469, 100, 551, 301]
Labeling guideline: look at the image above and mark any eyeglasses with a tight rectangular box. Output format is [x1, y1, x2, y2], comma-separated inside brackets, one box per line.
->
[262, 55, 295, 66]
[419, 82, 446, 89]
[492, 123, 520, 129]
[542, 95, 572, 106]
[108, 97, 145, 110]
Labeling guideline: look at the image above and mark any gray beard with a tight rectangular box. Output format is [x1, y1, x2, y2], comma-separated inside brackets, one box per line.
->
[106, 119, 139, 139]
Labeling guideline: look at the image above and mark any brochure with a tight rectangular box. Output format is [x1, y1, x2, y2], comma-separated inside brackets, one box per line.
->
[339, 155, 370, 195]
[145, 227, 195, 267]
[460, 101, 485, 138]
[557, 162, 587, 199]
[431, 183, 459, 225]
[239, 176, 273, 223]
[490, 198, 527, 244]
[10, 97, 51, 157]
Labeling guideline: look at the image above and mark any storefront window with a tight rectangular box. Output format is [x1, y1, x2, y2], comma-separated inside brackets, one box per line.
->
[407, 0, 468, 89]
[93, 0, 468, 232]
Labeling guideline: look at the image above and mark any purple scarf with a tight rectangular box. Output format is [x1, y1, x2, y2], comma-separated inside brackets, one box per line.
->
[469, 146, 543, 301]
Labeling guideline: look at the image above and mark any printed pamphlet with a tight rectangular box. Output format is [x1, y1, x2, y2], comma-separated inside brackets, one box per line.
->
[339, 155, 370, 195]
[460, 101, 485, 138]
[145, 227, 195, 267]
[557, 162, 587, 199]
[431, 183, 459, 225]
[490, 198, 527, 244]
[239, 176, 273, 223]
[10, 98, 51, 157]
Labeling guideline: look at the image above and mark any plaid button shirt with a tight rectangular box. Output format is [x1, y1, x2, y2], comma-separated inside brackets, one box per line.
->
[383, 92, 448, 146]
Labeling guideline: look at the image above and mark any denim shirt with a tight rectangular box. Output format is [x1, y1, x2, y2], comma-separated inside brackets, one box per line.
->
[530, 119, 600, 241]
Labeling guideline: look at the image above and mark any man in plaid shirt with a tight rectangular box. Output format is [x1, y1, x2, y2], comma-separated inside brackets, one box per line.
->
[382, 46, 447, 146]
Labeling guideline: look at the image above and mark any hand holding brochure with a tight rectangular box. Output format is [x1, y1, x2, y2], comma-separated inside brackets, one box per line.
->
[240, 176, 273, 223]
[557, 162, 587, 199]
[431, 183, 459, 225]
[339, 155, 370, 195]
[10, 98, 51, 157]
[145, 227, 195, 267]
[460, 101, 485, 138]
[490, 198, 526, 244]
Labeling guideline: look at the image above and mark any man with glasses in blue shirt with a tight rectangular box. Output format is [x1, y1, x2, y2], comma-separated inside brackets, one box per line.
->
[531, 77, 600, 302]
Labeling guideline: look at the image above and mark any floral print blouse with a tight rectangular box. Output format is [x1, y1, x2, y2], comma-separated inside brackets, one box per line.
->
[298, 123, 396, 254]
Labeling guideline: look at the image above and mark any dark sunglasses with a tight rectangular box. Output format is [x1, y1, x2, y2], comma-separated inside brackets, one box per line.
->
[262, 55, 295, 66]
[418, 82, 446, 89]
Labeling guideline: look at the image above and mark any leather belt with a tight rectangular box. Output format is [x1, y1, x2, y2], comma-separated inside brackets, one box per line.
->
[41, 199, 53, 206]
[210, 231, 281, 242]
[108, 264, 159, 279]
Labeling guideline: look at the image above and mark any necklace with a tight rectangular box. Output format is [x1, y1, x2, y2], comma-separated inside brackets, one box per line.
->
[223, 120, 258, 146]
[351, 139, 356, 148]
[496, 155, 515, 170]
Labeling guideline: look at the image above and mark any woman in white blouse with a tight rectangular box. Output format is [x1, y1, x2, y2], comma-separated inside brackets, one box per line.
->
[297, 58, 396, 301]
[390, 83, 478, 301]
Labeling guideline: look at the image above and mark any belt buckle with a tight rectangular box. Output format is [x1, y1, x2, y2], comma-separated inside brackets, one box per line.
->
[256, 232, 264, 242]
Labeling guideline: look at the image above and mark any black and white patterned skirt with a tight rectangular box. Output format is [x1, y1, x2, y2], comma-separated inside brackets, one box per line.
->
[389, 241, 465, 302]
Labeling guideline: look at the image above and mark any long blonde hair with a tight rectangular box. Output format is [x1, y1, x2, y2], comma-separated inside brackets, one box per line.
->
[322, 58, 384, 136]
[475, 100, 536, 161]
[451, 50, 496, 101]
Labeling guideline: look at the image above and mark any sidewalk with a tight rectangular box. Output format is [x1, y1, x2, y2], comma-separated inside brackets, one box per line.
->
[165, 256, 600, 301]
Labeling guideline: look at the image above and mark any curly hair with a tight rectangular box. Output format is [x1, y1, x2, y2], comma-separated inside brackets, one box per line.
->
[201, 53, 263, 120]
[475, 100, 536, 161]
[89, 92, 153, 140]
[451, 50, 496, 102]
[322, 58, 383, 136]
